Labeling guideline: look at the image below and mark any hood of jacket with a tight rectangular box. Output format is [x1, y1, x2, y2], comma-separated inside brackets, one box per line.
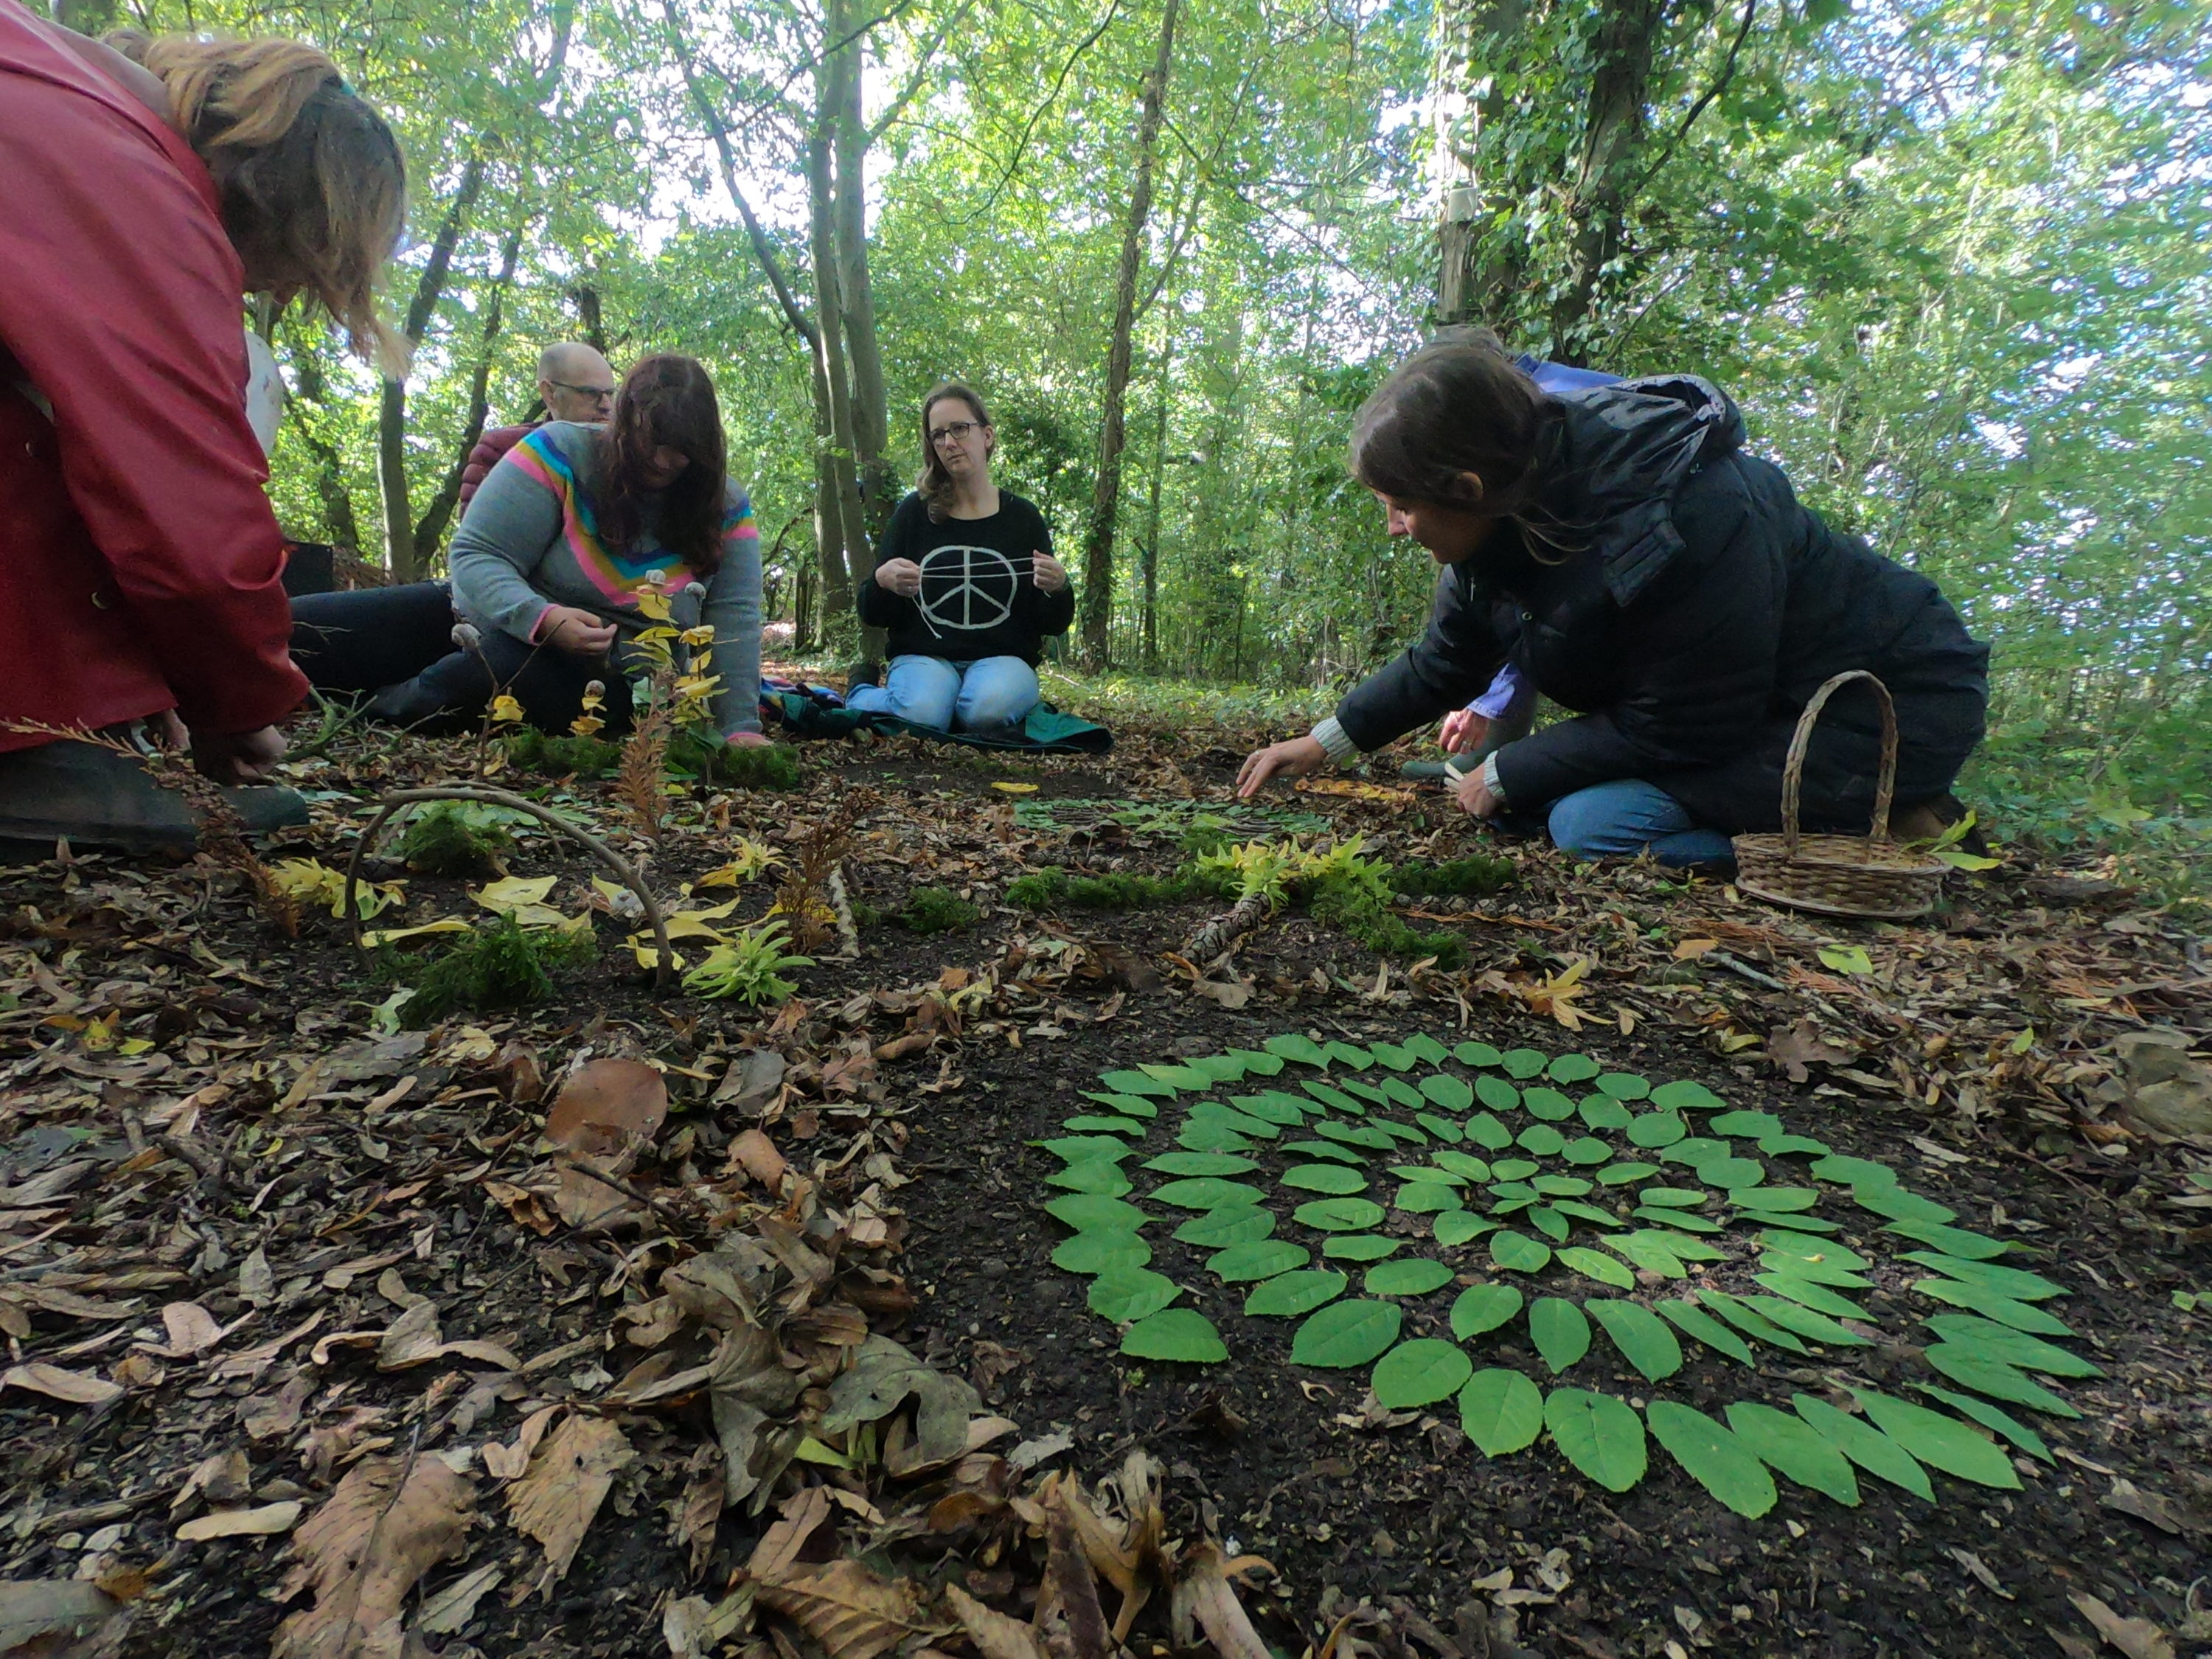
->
[1531, 373, 1743, 608]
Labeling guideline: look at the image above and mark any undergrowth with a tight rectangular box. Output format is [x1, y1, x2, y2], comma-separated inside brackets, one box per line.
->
[399, 917, 595, 1026]
[503, 728, 622, 779]
[1396, 853, 1516, 897]
[399, 803, 515, 877]
[900, 886, 982, 932]
[671, 731, 804, 789]
[684, 921, 813, 1003]
[1006, 867, 1200, 911]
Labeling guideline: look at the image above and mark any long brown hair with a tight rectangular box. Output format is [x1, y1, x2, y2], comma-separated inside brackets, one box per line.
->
[915, 382, 994, 523]
[114, 35, 406, 372]
[1349, 327, 1573, 553]
[594, 355, 731, 574]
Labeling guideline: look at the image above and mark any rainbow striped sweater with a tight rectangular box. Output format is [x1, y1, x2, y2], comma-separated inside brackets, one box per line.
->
[447, 421, 763, 736]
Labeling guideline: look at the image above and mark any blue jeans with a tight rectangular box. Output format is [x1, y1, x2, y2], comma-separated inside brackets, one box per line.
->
[1545, 780, 1736, 868]
[846, 655, 1039, 734]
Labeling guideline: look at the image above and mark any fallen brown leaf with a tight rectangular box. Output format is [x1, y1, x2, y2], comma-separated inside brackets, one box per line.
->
[272, 1454, 475, 1659]
[1, 1363, 121, 1406]
[2071, 1592, 2176, 1659]
[0, 1580, 122, 1655]
[942, 1582, 1043, 1659]
[507, 1414, 635, 1585]
[747, 1484, 835, 1581]
[726, 1128, 789, 1189]
[753, 1556, 944, 1659]
[541, 1057, 668, 1155]
[176, 1500, 303, 1542]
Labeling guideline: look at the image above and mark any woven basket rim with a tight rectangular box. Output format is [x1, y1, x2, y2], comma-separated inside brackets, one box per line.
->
[1732, 831, 1948, 877]
[1733, 875, 1938, 920]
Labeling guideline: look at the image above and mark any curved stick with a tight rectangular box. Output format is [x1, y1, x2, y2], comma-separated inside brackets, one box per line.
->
[344, 785, 674, 988]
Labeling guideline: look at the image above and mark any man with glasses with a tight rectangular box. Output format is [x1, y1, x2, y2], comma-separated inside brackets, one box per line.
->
[457, 342, 616, 513]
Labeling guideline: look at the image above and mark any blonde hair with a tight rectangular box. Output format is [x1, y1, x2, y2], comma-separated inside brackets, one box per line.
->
[125, 35, 407, 372]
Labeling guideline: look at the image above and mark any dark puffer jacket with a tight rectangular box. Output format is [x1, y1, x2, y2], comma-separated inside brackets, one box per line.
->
[1334, 375, 1989, 833]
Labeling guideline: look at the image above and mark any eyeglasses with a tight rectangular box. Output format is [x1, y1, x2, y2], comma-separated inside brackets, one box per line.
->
[550, 379, 616, 403]
[929, 420, 984, 446]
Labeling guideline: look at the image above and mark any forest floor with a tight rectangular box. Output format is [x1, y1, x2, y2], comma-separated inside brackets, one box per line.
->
[0, 688, 2207, 1659]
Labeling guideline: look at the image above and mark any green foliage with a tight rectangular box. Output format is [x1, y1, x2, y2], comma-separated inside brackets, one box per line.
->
[669, 731, 804, 790]
[682, 922, 814, 1004]
[399, 917, 594, 1027]
[502, 728, 623, 780]
[1395, 855, 1517, 899]
[398, 802, 517, 877]
[899, 886, 981, 933]
[1004, 866, 1197, 911]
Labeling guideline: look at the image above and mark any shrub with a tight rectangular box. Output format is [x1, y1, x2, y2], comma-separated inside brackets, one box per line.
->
[684, 921, 814, 1004]
[399, 802, 517, 877]
[900, 886, 982, 932]
[400, 917, 595, 1026]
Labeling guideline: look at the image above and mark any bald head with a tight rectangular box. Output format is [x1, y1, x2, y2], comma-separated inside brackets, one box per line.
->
[537, 344, 615, 423]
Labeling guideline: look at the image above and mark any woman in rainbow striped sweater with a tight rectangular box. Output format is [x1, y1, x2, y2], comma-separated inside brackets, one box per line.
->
[291, 354, 767, 745]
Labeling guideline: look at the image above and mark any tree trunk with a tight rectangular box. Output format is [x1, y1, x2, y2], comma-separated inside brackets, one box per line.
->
[1139, 330, 1175, 674]
[1077, 0, 1181, 669]
[412, 218, 526, 560]
[571, 284, 608, 355]
[1547, 0, 1668, 359]
[284, 336, 363, 552]
[807, 33, 871, 622]
[832, 0, 894, 568]
[1432, 0, 1534, 328]
[377, 157, 483, 580]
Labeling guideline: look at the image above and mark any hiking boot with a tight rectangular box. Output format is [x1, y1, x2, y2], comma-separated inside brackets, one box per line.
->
[0, 740, 307, 857]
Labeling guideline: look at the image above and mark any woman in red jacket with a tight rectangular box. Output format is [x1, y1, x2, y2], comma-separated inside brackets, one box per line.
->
[0, 2, 403, 849]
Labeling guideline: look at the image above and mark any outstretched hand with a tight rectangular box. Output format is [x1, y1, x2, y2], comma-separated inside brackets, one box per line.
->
[1236, 734, 1327, 800]
[1031, 551, 1069, 594]
[1440, 707, 1490, 753]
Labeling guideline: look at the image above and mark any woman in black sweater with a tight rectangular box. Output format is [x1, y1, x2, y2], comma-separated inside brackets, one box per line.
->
[1237, 330, 1989, 866]
[848, 383, 1073, 732]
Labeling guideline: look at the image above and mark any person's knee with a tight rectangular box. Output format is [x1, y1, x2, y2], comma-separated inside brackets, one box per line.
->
[954, 660, 1038, 731]
[1547, 785, 1664, 860]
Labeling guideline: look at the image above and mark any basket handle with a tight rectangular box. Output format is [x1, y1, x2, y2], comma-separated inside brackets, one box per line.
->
[1779, 669, 1899, 858]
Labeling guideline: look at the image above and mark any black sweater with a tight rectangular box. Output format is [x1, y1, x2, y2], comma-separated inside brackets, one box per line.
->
[1334, 377, 1989, 833]
[857, 491, 1074, 665]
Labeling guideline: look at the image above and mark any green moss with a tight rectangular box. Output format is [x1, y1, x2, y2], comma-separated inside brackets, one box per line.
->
[398, 802, 516, 877]
[901, 886, 982, 932]
[669, 730, 803, 789]
[1007, 866, 1197, 911]
[1397, 853, 1516, 897]
[400, 917, 595, 1027]
[503, 728, 623, 779]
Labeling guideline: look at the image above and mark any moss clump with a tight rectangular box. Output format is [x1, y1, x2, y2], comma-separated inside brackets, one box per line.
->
[400, 917, 595, 1026]
[399, 802, 516, 877]
[670, 730, 803, 789]
[1397, 853, 1515, 897]
[1308, 879, 1470, 970]
[503, 728, 623, 779]
[900, 886, 981, 933]
[1006, 866, 1197, 911]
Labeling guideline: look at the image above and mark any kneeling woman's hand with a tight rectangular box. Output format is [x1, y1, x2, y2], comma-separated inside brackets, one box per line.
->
[1454, 767, 1503, 819]
[540, 605, 618, 655]
[725, 731, 772, 749]
[1237, 735, 1327, 799]
[874, 557, 922, 597]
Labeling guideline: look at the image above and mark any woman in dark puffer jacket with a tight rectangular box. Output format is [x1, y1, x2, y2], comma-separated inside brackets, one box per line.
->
[1237, 330, 1989, 868]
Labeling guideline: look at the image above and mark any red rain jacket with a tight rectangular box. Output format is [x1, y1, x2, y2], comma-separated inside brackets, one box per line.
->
[0, 0, 306, 752]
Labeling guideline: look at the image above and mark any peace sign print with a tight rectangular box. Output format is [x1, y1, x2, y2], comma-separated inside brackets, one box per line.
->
[918, 544, 1023, 631]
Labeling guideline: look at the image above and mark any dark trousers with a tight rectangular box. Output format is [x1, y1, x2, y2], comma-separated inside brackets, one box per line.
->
[289, 582, 633, 736]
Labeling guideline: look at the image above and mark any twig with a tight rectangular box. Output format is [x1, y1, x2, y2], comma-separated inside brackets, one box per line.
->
[1705, 949, 1789, 992]
[342, 785, 674, 987]
[554, 1155, 700, 1237]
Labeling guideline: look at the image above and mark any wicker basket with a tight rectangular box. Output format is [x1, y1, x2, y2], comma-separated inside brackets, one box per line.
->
[1732, 670, 1948, 920]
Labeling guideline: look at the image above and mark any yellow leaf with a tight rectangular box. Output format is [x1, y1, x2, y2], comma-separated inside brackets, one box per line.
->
[568, 714, 605, 737]
[990, 782, 1039, 794]
[118, 1037, 154, 1056]
[632, 585, 673, 622]
[82, 1016, 114, 1051]
[680, 625, 716, 647]
[1718, 1030, 1764, 1053]
[630, 940, 690, 971]
[473, 875, 559, 914]
[362, 919, 474, 947]
[489, 695, 525, 725]
[1673, 937, 1720, 960]
[635, 627, 679, 646]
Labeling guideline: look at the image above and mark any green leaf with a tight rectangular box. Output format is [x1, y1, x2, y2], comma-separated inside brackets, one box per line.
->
[1635, 1206, 1721, 1233]
[1459, 1368, 1545, 1455]
[1144, 1152, 1259, 1177]
[1450, 1283, 1525, 1338]
[1419, 1074, 1475, 1111]
[1295, 1197, 1387, 1231]
[1649, 1080, 1725, 1111]
[1852, 1388, 2020, 1488]
[1791, 1394, 1933, 1500]
[1921, 1345, 2080, 1416]
[1709, 1110, 1784, 1138]
[1817, 944, 1874, 975]
[1120, 1307, 1225, 1363]
[1322, 1041, 1373, 1071]
[1188, 1104, 1279, 1139]
[1547, 1053, 1601, 1083]
[1323, 1234, 1400, 1260]
[1490, 1158, 1540, 1180]
[1528, 1297, 1591, 1372]
[1099, 1070, 1175, 1098]
[1901, 1253, 2067, 1302]
[1584, 1300, 1683, 1381]
[1656, 1299, 1754, 1365]
[1062, 1116, 1147, 1136]
[1140, 1062, 1216, 1091]
[1489, 1231, 1552, 1274]
[1192, 1052, 1259, 1081]
[1176, 1121, 1253, 1154]
[1404, 1035, 1451, 1065]
[1882, 1220, 2015, 1259]
[1314, 1121, 1396, 1151]
[1577, 1096, 1635, 1130]
[1560, 1136, 1615, 1166]
[1282, 1139, 1366, 1166]
[1394, 1183, 1466, 1214]
[1433, 1211, 1496, 1246]
[1527, 1205, 1570, 1242]
[1911, 1385, 2053, 1462]
[1911, 1279, 2073, 1336]
[1174, 1207, 1276, 1247]
[1392, 1163, 1468, 1187]
[1229, 1092, 1312, 1125]
[1532, 1174, 1593, 1197]
[1545, 1388, 1647, 1492]
[1697, 1292, 1808, 1354]
[1283, 1164, 1369, 1194]
[1596, 1073, 1651, 1101]
[1465, 1113, 1514, 1150]
[1854, 1186, 1958, 1227]
[1208, 1240, 1311, 1282]
[1920, 1316, 2101, 1377]
[1243, 1270, 1349, 1318]
[1701, 1156, 1766, 1189]
[1455, 1042, 1505, 1068]
[1150, 1178, 1265, 1211]
[1089, 1268, 1181, 1323]
[1724, 1402, 1860, 1506]
[1755, 1250, 1871, 1289]
[1265, 1034, 1329, 1068]
[1040, 1135, 1137, 1164]
[1741, 1294, 1869, 1348]
[1596, 1161, 1660, 1185]
[1291, 1298, 1402, 1367]
[1557, 1247, 1636, 1290]
[1516, 1124, 1567, 1157]
[1046, 1194, 1149, 1231]
[1433, 1150, 1494, 1181]
[1047, 1162, 1133, 1195]
[1303, 1082, 1363, 1114]
[1735, 1186, 1820, 1215]
[1521, 1088, 1577, 1121]
[1647, 1401, 1776, 1518]
[1365, 1258, 1454, 1297]
[1758, 1133, 1832, 1158]
[1502, 1048, 1548, 1079]
[1081, 1092, 1160, 1120]
[1753, 1275, 1869, 1323]
[1373, 1115, 1429, 1145]
[1475, 1075, 1521, 1112]
[1604, 1232, 1688, 1279]
[1809, 1154, 1899, 1189]
[1641, 1186, 1708, 1208]
[1052, 1231, 1151, 1274]
[1372, 1338, 1474, 1408]
[1627, 1112, 1687, 1148]
[1416, 1113, 1467, 1143]
[1370, 1041, 1419, 1071]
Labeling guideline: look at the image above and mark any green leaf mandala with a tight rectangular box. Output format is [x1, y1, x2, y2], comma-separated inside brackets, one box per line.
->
[1042, 1030, 2090, 1520]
